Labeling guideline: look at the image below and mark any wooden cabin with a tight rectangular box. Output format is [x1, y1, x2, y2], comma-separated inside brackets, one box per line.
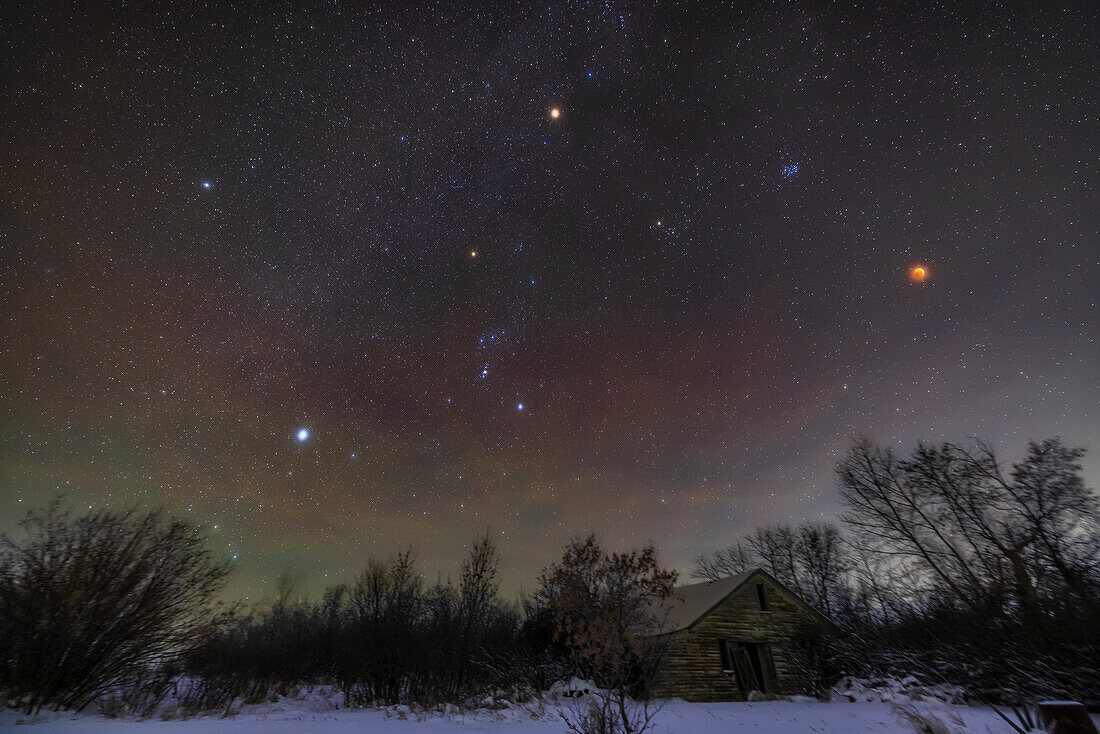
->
[650, 568, 835, 701]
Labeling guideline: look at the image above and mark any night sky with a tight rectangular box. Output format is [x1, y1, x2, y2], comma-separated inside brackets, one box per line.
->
[2, 2, 1097, 600]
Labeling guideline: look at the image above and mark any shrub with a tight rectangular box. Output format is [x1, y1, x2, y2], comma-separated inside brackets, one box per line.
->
[0, 504, 229, 713]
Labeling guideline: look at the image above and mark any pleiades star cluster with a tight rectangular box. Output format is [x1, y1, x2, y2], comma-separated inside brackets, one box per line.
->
[1, 2, 1096, 599]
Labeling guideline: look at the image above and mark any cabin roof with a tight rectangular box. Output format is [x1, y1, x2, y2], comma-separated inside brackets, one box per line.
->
[660, 568, 835, 632]
[662, 570, 755, 632]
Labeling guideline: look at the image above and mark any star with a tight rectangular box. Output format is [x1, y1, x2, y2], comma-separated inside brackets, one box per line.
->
[6, 0, 1091, 628]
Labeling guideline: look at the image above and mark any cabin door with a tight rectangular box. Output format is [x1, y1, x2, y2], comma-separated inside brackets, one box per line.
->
[732, 641, 778, 696]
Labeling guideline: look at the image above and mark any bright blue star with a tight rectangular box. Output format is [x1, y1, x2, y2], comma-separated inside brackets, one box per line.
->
[296, 428, 310, 442]
[516, 403, 525, 411]
[201, 181, 211, 189]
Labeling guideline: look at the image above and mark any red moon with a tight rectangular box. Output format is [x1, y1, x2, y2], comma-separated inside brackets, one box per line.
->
[910, 265, 928, 282]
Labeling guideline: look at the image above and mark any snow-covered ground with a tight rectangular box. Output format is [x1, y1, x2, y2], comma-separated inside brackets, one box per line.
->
[4, 699, 1094, 734]
[4, 680, 1097, 734]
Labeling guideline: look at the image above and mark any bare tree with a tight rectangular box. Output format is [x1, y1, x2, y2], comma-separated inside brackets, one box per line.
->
[838, 437, 1099, 622]
[794, 522, 848, 617]
[0, 504, 228, 713]
[455, 532, 502, 696]
[692, 542, 751, 582]
[343, 550, 424, 704]
[537, 535, 678, 734]
[1000, 439, 1099, 608]
[837, 439, 988, 611]
[843, 540, 912, 624]
[693, 522, 849, 617]
[273, 569, 300, 611]
[746, 525, 805, 597]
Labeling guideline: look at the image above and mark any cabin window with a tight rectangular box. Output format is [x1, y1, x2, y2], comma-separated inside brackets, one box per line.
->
[718, 639, 734, 673]
[755, 582, 770, 611]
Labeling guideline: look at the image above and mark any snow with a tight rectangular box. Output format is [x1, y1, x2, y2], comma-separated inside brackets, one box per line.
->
[829, 675, 967, 705]
[4, 679, 1098, 733]
[546, 677, 596, 698]
[5, 698, 1097, 734]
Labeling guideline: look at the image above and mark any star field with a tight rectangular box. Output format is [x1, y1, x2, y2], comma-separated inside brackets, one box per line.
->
[1, 2, 1097, 599]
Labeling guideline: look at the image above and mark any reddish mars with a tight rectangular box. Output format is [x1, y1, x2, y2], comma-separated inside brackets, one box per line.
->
[910, 265, 929, 282]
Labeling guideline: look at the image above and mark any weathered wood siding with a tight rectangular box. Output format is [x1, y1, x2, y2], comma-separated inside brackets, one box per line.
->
[651, 575, 826, 701]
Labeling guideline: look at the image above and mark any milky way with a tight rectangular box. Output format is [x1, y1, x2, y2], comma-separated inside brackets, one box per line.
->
[2, 2, 1096, 599]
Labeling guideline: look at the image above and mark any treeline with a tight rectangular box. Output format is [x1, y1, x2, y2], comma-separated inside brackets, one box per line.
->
[184, 536, 674, 733]
[0, 501, 670, 729]
[0, 509, 569, 716]
[1, 435, 1096, 717]
[695, 437, 1100, 704]
[181, 537, 565, 714]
